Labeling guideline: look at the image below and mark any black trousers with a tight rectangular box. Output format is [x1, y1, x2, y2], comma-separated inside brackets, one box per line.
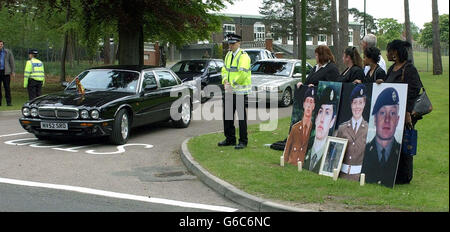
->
[395, 119, 417, 185]
[0, 70, 11, 105]
[27, 78, 43, 100]
[223, 93, 248, 144]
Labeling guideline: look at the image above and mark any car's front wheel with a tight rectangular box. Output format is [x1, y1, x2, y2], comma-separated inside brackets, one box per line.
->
[172, 98, 191, 128]
[109, 108, 130, 145]
[280, 88, 292, 107]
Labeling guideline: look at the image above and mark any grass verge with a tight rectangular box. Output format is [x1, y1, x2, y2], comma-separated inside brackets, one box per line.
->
[188, 71, 449, 212]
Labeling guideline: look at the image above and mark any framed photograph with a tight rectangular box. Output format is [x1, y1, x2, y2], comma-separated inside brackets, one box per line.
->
[319, 136, 348, 177]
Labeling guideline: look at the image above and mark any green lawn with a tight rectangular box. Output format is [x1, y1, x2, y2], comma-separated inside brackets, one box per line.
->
[188, 70, 449, 211]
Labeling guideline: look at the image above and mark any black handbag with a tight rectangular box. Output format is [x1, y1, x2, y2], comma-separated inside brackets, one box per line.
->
[402, 64, 433, 117]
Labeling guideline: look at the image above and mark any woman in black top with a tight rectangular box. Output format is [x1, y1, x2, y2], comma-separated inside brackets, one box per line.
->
[337, 47, 365, 83]
[297, 45, 340, 88]
[379, 39, 422, 185]
[362, 47, 386, 83]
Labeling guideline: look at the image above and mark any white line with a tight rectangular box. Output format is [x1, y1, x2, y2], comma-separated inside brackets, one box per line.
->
[0, 177, 238, 212]
[0, 132, 29, 138]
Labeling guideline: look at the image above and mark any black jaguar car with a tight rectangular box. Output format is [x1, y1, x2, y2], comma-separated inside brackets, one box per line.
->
[19, 65, 197, 145]
[170, 59, 224, 102]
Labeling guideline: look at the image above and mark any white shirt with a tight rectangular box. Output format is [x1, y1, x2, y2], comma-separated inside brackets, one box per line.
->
[351, 117, 363, 133]
[232, 48, 241, 58]
[364, 55, 386, 75]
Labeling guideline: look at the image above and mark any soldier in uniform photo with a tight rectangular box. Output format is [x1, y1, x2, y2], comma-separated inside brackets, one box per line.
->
[361, 87, 402, 188]
[335, 84, 369, 181]
[284, 86, 315, 165]
[303, 87, 338, 173]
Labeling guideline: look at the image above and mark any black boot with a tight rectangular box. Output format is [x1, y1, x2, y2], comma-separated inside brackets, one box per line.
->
[218, 139, 236, 146]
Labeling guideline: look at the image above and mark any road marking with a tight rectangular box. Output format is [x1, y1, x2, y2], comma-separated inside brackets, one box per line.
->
[0, 177, 238, 212]
[0, 132, 29, 138]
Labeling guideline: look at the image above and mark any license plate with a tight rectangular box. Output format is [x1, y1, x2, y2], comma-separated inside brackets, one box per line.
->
[40, 122, 68, 130]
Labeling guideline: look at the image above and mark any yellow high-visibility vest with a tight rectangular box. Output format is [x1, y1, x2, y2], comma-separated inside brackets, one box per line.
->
[24, 58, 45, 88]
[221, 49, 252, 94]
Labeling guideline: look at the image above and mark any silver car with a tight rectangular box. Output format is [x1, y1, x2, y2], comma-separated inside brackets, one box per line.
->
[248, 59, 313, 107]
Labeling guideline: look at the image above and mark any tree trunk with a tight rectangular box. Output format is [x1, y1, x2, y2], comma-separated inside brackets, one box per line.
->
[60, 1, 71, 83]
[118, 15, 143, 65]
[338, 0, 348, 72]
[432, 0, 442, 75]
[331, 0, 339, 59]
[103, 35, 111, 64]
[404, 0, 414, 64]
[294, 0, 301, 59]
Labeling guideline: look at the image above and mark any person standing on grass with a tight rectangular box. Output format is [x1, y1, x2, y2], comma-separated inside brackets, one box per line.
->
[24, 49, 45, 100]
[0, 40, 15, 106]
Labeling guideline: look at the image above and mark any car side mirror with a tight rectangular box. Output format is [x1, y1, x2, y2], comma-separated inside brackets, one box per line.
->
[293, 73, 302, 78]
[208, 67, 218, 74]
[144, 84, 158, 91]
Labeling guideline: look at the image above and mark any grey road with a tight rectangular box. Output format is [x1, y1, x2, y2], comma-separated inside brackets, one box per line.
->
[0, 99, 292, 212]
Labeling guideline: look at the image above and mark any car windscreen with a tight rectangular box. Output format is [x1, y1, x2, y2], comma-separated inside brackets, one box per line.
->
[251, 62, 292, 77]
[67, 70, 140, 93]
[170, 61, 207, 74]
[245, 51, 260, 64]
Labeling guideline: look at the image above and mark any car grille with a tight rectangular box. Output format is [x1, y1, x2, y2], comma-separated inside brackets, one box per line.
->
[38, 107, 79, 119]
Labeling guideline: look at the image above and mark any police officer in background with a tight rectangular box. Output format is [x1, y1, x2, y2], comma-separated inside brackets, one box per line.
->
[218, 34, 252, 149]
[24, 49, 45, 100]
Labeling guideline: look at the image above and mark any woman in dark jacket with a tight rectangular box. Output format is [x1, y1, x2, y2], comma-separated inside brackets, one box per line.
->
[337, 47, 365, 83]
[361, 47, 386, 83]
[298, 45, 340, 88]
[378, 39, 422, 185]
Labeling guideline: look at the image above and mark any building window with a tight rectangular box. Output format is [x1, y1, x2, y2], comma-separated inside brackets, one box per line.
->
[306, 34, 313, 45]
[348, 29, 354, 46]
[223, 24, 236, 37]
[318, 34, 327, 45]
[254, 22, 265, 41]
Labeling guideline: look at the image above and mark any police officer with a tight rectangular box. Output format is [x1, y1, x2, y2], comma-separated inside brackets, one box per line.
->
[218, 33, 252, 149]
[361, 87, 401, 188]
[24, 49, 45, 100]
[335, 84, 369, 181]
[284, 87, 315, 165]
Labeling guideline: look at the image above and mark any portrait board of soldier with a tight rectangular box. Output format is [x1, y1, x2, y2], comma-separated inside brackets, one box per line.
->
[284, 85, 317, 165]
[303, 81, 342, 173]
[333, 83, 373, 181]
[361, 83, 408, 188]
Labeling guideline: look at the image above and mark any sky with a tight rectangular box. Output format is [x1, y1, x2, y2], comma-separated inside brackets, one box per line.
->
[220, 0, 450, 29]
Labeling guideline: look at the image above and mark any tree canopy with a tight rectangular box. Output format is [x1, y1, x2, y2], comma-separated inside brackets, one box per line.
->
[419, 14, 449, 49]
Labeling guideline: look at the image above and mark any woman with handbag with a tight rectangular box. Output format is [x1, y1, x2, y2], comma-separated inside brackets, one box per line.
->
[377, 40, 422, 185]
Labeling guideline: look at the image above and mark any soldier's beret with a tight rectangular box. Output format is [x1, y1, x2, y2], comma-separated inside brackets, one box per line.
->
[317, 86, 338, 107]
[350, 84, 366, 101]
[225, 33, 242, 44]
[372, 87, 399, 115]
[304, 86, 315, 100]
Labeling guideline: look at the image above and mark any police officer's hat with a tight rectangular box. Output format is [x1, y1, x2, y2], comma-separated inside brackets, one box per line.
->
[304, 86, 315, 100]
[350, 84, 366, 101]
[28, 49, 38, 55]
[372, 87, 399, 115]
[225, 33, 242, 44]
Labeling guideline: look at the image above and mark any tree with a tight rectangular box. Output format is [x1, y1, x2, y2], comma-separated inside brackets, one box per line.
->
[376, 18, 403, 50]
[419, 14, 449, 49]
[331, 0, 338, 58]
[348, 7, 377, 33]
[404, 0, 414, 64]
[337, 0, 348, 72]
[432, 0, 442, 75]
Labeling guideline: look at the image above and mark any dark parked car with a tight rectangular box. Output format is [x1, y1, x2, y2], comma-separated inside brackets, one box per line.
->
[19, 65, 197, 145]
[170, 59, 224, 102]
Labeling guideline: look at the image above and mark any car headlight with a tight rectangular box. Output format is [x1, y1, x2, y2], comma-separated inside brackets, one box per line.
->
[30, 108, 38, 117]
[80, 109, 89, 119]
[264, 86, 278, 92]
[90, 110, 100, 119]
[22, 107, 30, 117]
